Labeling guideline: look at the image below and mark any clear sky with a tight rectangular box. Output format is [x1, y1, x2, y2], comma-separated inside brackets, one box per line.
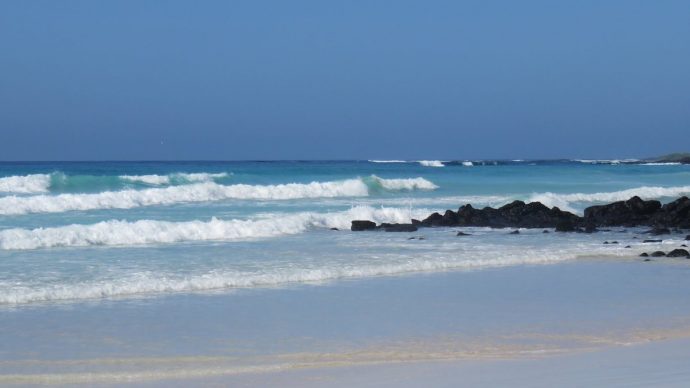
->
[1, 1, 689, 161]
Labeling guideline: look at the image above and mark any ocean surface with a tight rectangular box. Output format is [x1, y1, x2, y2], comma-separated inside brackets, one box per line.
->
[1, 159, 689, 307]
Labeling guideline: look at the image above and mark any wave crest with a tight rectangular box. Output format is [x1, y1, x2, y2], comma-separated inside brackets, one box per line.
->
[0, 206, 432, 250]
[418, 160, 445, 167]
[0, 174, 52, 194]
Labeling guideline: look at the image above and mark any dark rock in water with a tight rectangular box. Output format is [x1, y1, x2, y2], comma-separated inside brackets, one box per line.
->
[682, 244, 688, 247]
[651, 197, 690, 228]
[456, 231, 471, 236]
[644, 227, 671, 235]
[625, 245, 631, 248]
[405, 196, 690, 233]
[651, 251, 666, 257]
[584, 196, 661, 227]
[407, 237, 416, 240]
[351, 220, 377, 231]
[543, 230, 550, 233]
[611, 241, 619, 244]
[640, 252, 649, 257]
[603, 241, 609, 244]
[686, 235, 690, 241]
[330, 227, 339, 231]
[419, 237, 425, 240]
[643, 239, 663, 243]
[381, 223, 418, 232]
[421, 201, 581, 229]
[643, 258, 652, 262]
[509, 230, 520, 235]
[666, 249, 690, 258]
[555, 220, 577, 232]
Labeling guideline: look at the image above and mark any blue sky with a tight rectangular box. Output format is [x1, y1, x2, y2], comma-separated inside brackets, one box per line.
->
[1, 1, 689, 160]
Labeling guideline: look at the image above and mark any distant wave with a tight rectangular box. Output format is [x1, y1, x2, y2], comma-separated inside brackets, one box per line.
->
[368, 160, 408, 163]
[368, 175, 438, 191]
[120, 172, 230, 186]
[572, 159, 640, 165]
[0, 176, 438, 215]
[418, 160, 445, 167]
[0, 206, 433, 250]
[462, 161, 474, 167]
[0, 174, 53, 194]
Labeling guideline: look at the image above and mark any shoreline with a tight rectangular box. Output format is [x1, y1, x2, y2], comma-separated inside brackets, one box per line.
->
[3, 259, 690, 385]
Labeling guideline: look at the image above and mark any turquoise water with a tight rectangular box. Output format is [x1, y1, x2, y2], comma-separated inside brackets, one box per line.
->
[1, 160, 689, 306]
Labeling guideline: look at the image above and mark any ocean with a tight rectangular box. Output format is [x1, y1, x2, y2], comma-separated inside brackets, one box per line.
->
[3, 160, 690, 385]
[1, 159, 689, 306]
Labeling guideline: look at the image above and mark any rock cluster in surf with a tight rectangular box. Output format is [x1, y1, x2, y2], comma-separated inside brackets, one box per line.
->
[351, 196, 690, 231]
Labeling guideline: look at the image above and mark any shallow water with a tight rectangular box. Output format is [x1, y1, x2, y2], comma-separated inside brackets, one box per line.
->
[1, 160, 689, 306]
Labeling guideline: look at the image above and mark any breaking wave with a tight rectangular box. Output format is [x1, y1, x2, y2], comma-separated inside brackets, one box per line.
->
[0, 176, 437, 215]
[529, 185, 690, 213]
[0, 206, 432, 250]
[120, 172, 230, 185]
[0, 174, 53, 194]
[418, 160, 445, 167]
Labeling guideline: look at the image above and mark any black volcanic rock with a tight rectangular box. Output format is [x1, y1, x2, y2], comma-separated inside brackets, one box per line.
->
[353, 196, 690, 234]
[644, 227, 671, 235]
[651, 251, 667, 257]
[651, 197, 690, 228]
[555, 219, 577, 232]
[667, 249, 690, 258]
[456, 231, 471, 236]
[380, 223, 418, 232]
[643, 239, 663, 243]
[640, 252, 649, 257]
[351, 220, 377, 231]
[583, 196, 661, 227]
[421, 201, 581, 229]
[509, 230, 520, 235]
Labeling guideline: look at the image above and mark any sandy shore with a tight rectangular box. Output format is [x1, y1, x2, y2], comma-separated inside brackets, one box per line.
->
[3, 259, 690, 386]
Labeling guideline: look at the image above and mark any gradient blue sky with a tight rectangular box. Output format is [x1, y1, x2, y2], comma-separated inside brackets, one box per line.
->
[1, 1, 689, 160]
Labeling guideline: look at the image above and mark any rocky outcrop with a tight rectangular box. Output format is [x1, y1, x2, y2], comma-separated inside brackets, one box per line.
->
[667, 249, 690, 258]
[351, 220, 377, 231]
[351, 196, 690, 232]
[583, 197, 661, 227]
[380, 223, 418, 232]
[419, 201, 581, 229]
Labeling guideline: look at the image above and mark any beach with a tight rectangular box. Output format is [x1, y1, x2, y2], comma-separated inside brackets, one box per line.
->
[1, 160, 690, 385]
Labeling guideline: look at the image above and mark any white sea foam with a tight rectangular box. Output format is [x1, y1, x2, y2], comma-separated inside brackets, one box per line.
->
[369, 175, 438, 190]
[0, 177, 437, 216]
[120, 172, 230, 185]
[529, 185, 690, 213]
[0, 252, 573, 305]
[573, 159, 640, 165]
[0, 174, 52, 194]
[418, 160, 445, 167]
[462, 161, 474, 167]
[0, 206, 431, 250]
